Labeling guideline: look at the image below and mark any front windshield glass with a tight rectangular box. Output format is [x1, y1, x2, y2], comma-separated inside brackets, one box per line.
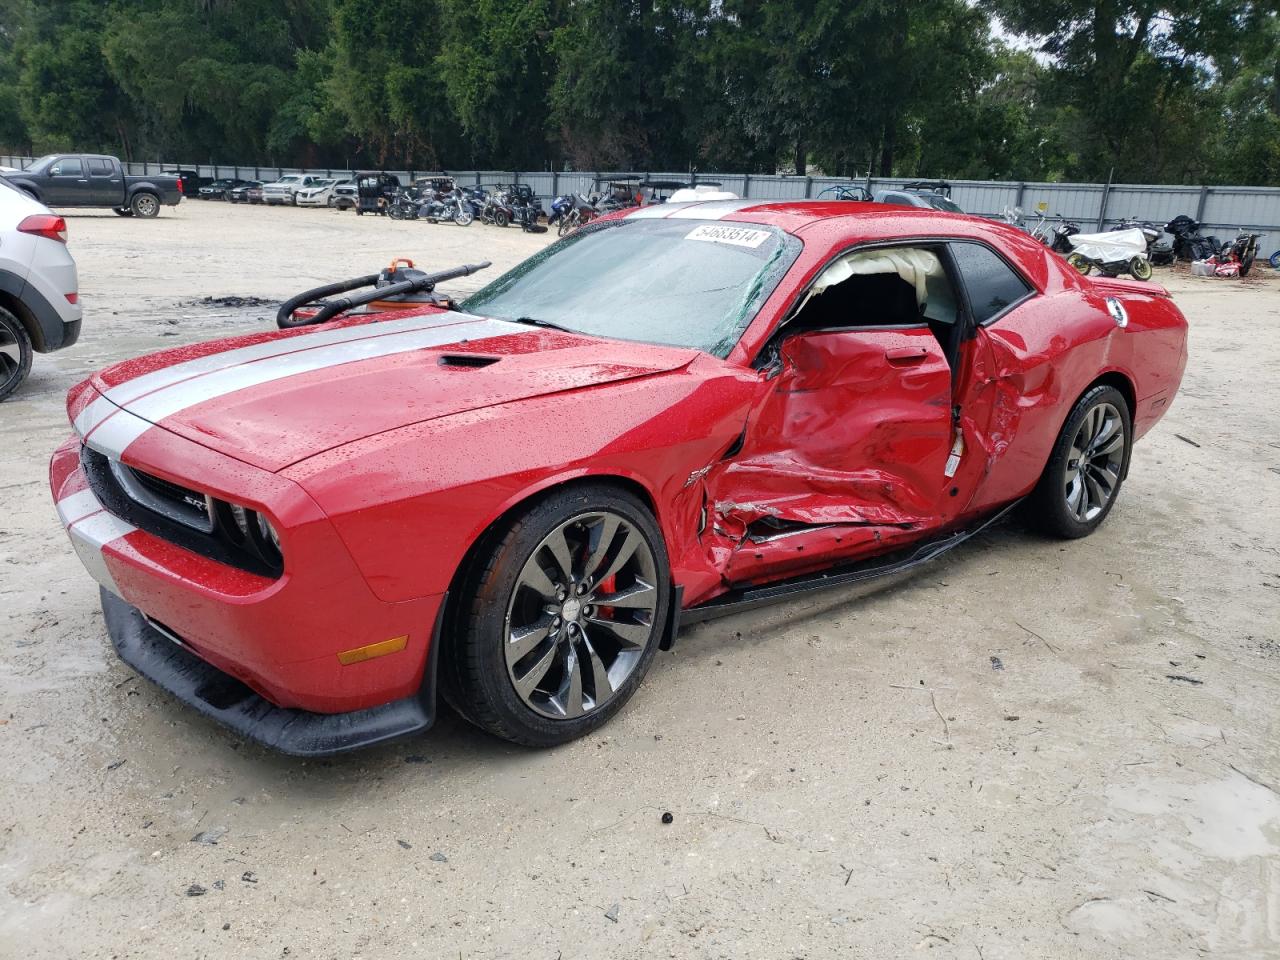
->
[462, 218, 800, 357]
[24, 155, 55, 173]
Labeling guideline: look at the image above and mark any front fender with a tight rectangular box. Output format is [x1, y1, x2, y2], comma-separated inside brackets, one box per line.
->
[282, 361, 760, 603]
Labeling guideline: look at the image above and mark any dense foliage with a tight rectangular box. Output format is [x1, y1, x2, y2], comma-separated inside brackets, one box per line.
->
[1, 0, 1277, 184]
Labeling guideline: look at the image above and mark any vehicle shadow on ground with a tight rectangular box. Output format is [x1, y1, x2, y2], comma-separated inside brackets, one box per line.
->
[127, 515, 1046, 795]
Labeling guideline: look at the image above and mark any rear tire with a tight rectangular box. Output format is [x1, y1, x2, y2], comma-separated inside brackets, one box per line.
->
[130, 192, 160, 218]
[495, 209, 509, 228]
[1027, 384, 1131, 539]
[0, 308, 33, 402]
[440, 484, 671, 746]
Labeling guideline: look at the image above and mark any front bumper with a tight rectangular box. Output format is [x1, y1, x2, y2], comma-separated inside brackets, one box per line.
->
[102, 588, 435, 755]
[51, 431, 445, 723]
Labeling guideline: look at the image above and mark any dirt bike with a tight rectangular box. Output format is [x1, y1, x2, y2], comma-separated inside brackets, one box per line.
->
[1221, 229, 1262, 277]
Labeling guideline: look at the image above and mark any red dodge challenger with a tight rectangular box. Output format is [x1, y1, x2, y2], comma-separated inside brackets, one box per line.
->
[50, 201, 1188, 754]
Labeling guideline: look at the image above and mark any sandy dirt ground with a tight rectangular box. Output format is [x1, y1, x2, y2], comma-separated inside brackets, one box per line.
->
[1, 200, 1279, 959]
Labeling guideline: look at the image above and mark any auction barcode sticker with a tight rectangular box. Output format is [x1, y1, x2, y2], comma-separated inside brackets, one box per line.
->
[685, 224, 771, 248]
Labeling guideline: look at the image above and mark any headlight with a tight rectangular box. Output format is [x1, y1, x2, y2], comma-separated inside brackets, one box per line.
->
[221, 501, 284, 571]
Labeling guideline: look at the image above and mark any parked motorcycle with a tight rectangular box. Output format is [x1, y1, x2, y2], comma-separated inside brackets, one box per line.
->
[1113, 216, 1173, 265]
[482, 186, 545, 232]
[1064, 228, 1153, 280]
[421, 187, 474, 226]
[548, 193, 575, 228]
[1163, 215, 1220, 262]
[1033, 213, 1081, 253]
[1221, 229, 1262, 276]
[386, 189, 422, 221]
[557, 193, 599, 236]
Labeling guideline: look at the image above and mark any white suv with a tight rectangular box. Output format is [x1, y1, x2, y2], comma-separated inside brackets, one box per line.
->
[0, 179, 82, 400]
[261, 174, 322, 205]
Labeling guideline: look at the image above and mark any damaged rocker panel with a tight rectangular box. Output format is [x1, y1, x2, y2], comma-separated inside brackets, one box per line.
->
[680, 499, 1020, 625]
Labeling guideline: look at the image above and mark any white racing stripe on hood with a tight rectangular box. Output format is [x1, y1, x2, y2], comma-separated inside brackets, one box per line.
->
[82, 317, 530, 459]
[627, 199, 761, 220]
[75, 311, 495, 438]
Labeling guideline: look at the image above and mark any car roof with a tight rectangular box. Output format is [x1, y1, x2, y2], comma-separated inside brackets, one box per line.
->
[620, 199, 1009, 243]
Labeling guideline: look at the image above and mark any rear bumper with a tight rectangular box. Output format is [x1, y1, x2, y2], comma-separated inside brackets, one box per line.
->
[102, 588, 436, 756]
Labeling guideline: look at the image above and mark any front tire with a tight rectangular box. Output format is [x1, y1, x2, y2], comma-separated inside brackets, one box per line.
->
[130, 192, 160, 218]
[1129, 256, 1153, 281]
[441, 484, 671, 746]
[1027, 385, 1131, 539]
[0, 308, 34, 402]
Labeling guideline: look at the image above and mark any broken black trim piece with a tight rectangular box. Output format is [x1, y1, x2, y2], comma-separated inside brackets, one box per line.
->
[101, 587, 442, 757]
[681, 500, 1020, 624]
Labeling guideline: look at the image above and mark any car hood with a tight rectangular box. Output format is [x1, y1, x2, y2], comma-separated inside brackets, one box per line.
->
[78, 311, 698, 472]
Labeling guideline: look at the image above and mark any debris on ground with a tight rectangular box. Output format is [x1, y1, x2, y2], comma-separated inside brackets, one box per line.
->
[1166, 674, 1204, 685]
[191, 827, 227, 845]
[404, 755, 430, 764]
[1174, 434, 1202, 448]
[185, 884, 206, 897]
[106, 759, 127, 771]
[241, 871, 258, 884]
[396, 839, 411, 850]
[604, 903, 620, 922]
[429, 851, 448, 862]
[990, 656, 1005, 671]
[661, 811, 674, 825]
[184, 295, 278, 308]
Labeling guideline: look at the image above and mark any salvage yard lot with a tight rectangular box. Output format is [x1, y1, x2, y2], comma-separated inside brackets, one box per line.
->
[2, 201, 1279, 958]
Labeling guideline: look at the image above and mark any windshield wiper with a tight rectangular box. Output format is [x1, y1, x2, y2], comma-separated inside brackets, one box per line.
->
[510, 316, 573, 333]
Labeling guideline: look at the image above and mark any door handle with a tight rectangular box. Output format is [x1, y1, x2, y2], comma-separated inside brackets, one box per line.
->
[885, 347, 928, 364]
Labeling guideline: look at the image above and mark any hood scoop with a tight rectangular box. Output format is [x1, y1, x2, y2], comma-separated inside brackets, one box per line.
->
[438, 353, 500, 369]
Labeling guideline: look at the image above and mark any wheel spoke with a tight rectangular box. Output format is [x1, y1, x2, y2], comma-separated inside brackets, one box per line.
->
[517, 554, 557, 599]
[1065, 474, 1084, 515]
[543, 526, 577, 585]
[508, 616, 554, 662]
[0, 340, 20, 364]
[579, 630, 614, 707]
[1083, 472, 1106, 515]
[586, 612, 650, 649]
[1090, 416, 1120, 454]
[596, 527, 642, 585]
[1093, 434, 1123, 458]
[1090, 463, 1117, 498]
[581, 515, 620, 583]
[555, 642, 584, 718]
[594, 579, 656, 611]
[512, 641, 557, 699]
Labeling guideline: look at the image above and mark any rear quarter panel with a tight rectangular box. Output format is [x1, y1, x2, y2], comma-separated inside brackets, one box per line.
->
[965, 255, 1187, 514]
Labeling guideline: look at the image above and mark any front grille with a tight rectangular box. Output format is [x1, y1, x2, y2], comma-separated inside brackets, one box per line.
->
[81, 445, 282, 579]
[108, 460, 214, 533]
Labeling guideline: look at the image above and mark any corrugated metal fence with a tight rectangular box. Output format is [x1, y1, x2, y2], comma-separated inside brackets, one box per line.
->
[3, 154, 1277, 236]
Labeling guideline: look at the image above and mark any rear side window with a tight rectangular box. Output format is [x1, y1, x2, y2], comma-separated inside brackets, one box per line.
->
[49, 158, 82, 176]
[950, 242, 1032, 324]
[88, 159, 113, 176]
